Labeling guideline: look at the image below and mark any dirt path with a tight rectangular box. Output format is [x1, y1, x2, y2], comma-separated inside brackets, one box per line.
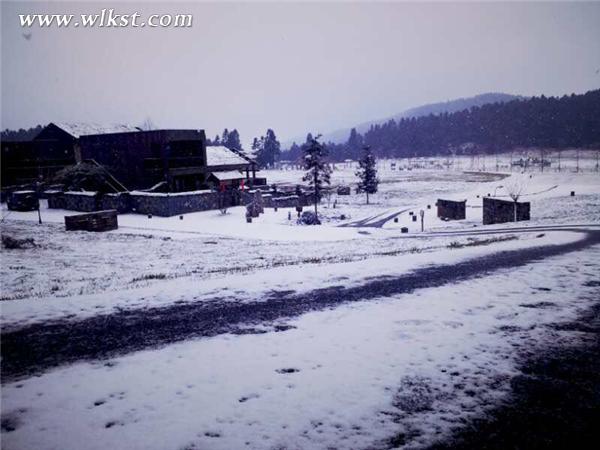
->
[2, 229, 599, 383]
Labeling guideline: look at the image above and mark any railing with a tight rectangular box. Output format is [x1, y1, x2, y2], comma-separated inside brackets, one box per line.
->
[84, 159, 129, 193]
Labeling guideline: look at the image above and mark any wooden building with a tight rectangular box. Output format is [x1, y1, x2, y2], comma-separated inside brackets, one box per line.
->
[78, 132, 257, 192]
[2, 123, 259, 193]
[1, 122, 139, 188]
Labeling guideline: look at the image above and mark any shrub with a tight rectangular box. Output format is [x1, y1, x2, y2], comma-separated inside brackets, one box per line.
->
[52, 163, 116, 193]
[2, 235, 36, 249]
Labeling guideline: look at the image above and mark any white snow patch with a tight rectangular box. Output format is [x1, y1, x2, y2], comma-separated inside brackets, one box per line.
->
[3, 245, 599, 450]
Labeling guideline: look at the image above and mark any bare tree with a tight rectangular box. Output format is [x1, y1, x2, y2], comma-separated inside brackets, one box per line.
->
[140, 117, 157, 131]
[504, 173, 529, 222]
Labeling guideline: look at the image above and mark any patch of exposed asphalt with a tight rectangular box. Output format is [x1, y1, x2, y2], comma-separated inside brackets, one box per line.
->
[418, 300, 600, 450]
[1, 231, 599, 383]
[339, 209, 409, 228]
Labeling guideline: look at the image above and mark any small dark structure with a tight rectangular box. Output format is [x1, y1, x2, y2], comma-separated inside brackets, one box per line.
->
[7, 191, 39, 211]
[337, 186, 351, 195]
[437, 199, 466, 221]
[483, 197, 530, 225]
[65, 210, 118, 232]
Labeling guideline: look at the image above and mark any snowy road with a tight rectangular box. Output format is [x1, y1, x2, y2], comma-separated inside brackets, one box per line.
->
[3, 227, 599, 383]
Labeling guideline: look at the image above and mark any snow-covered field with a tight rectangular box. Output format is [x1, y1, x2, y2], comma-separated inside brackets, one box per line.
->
[3, 245, 599, 450]
[2, 161, 600, 449]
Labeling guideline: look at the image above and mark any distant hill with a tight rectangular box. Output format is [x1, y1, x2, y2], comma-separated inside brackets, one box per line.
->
[282, 89, 600, 162]
[317, 93, 522, 144]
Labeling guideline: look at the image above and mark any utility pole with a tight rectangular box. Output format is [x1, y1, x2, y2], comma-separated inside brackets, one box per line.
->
[35, 180, 42, 224]
[420, 209, 425, 232]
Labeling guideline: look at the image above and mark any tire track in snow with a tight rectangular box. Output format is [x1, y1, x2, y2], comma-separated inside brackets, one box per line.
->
[2, 229, 599, 383]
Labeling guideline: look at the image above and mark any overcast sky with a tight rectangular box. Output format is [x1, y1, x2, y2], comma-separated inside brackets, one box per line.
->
[2, 1, 599, 146]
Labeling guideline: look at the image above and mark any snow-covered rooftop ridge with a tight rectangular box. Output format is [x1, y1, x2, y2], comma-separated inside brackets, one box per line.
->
[210, 170, 245, 181]
[64, 191, 98, 196]
[129, 189, 213, 197]
[206, 146, 250, 167]
[52, 122, 141, 138]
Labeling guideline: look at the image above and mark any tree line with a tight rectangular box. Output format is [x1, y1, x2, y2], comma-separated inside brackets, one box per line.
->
[283, 89, 600, 162]
[1, 125, 44, 141]
[208, 128, 281, 168]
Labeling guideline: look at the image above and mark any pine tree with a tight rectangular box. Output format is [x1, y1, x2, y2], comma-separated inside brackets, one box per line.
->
[251, 136, 261, 152]
[224, 129, 243, 151]
[263, 129, 281, 167]
[255, 129, 281, 168]
[252, 136, 264, 164]
[346, 128, 364, 160]
[221, 128, 229, 146]
[302, 135, 331, 221]
[355, 145, 379, 204]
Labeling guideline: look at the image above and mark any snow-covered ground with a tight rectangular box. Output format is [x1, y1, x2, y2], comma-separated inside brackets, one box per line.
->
[0, 229, 581, 329]
[2, 244, 599, 450]
[2, 166, 598, 306]
[2, 162, 600, 449]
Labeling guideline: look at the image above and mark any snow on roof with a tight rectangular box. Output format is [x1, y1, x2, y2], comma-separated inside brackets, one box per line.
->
[52, 122, 140, 138]
[64, 191, 98, 196]
[210, 170, 245, 181]
[130, 189, 213, 197]
[206, 146, 249, 167]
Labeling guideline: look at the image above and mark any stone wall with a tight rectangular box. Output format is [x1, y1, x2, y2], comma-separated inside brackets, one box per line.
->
[436, 199, 466, 220]
[46, 191, 67, 209]
[130, 190, 241, 216]
[100, 193, 131, 213]
[241, 190, 315, 209]
[46, 191, 100, 212]
[45, 190, 239, 217]
[483, 197, 530, 225]
[44, 187, 314, 217]
[272, 195, 301, 208]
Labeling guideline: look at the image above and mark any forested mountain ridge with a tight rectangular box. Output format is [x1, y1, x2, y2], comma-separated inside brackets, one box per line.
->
[311, 93, 521, 144]
[282, 89, 600, 162]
